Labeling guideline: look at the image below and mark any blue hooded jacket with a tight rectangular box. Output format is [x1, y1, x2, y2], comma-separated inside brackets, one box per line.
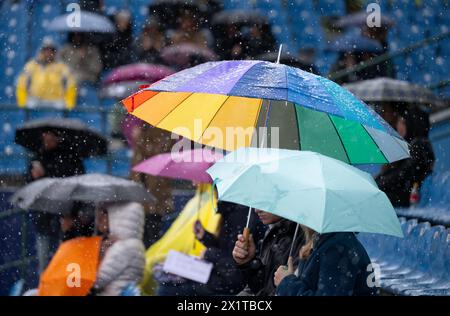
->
[276, 232, 378, 296]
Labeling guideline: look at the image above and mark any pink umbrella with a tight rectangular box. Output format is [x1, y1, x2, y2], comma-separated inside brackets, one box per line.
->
[102, 63, 174, 86]
[132, 147, 224, 183]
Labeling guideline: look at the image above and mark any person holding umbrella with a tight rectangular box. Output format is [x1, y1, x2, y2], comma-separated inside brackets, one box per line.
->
[376, 107, 435, 207]
[60, 32, 103, 84]
[274, 225, 377, 296]
[15, 118, 107, 273]
[208, 148, 404, 296]
[232, 210, 304, 296]
[26, 129, 85, 274]
[11, 173, 154, 296]
[132, 146, 265, 295]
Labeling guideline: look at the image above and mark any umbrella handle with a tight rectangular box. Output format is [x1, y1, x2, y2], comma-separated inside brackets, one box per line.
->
[243, 227, 250, 247]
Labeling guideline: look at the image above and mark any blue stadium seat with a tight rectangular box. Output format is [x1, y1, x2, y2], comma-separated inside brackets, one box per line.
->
[222, 0, 253, 10]
[84, 158, 108, 174]
[0, 156, 27, 174]
[77, 84, 100, 108]
[29, 1, 64, 55]
[0, 109, 25, 151]
[100, 97, 118, 108]
[0, 0, 29, 104]
[314, 0, 345, 16]
[25, 109, 65, 121]
[375, 220, 418, 273]
[379, 222, 431, 283]
[67, 110, 104, 133]
[391, 228, 450, 295]
[129, 0, 151, 37]
[110, 147, 131, 178]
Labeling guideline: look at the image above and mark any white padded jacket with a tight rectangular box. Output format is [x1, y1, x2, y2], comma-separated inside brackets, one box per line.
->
[94, 202, 146, 296]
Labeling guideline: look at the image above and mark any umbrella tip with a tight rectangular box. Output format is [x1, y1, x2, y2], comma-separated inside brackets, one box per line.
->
[276, 44, 283, 64]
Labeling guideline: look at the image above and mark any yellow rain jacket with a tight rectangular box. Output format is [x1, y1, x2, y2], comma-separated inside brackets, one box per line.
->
[16, 60, 77, 109]
[140, 184, 221, 295]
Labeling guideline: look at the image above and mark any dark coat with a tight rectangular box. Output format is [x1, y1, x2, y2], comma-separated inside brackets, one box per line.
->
[376, 107, 435, 207]
[276, 232, 377, 296]
[199, 201, 266, 294]
[27, 147, 85, 235]
[238, 219, 305, 296]
[376, 137, 435, 207]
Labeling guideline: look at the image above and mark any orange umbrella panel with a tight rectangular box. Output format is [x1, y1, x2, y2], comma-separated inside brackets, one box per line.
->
[38, 236, 102, 296]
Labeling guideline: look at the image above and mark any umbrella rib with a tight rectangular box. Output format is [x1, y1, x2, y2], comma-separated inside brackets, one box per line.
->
[252, 98, 264, 136]
[292, 102, 301, 150]
[360, 125, 389, 163]
[327, 115, 351, 164]
[196, 95, 232, 143]
[154, 92, 194, 126]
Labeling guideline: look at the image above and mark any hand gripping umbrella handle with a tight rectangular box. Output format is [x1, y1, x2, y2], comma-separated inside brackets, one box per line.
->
[243, 227, 250, 247]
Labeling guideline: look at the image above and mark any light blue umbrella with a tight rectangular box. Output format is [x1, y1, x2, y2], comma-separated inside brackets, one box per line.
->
[48, 11, 115, 33]
[207, 147, 403, 237]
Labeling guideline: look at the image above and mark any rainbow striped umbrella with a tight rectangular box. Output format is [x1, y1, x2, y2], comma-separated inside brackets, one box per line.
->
[121, 60, 409, 164]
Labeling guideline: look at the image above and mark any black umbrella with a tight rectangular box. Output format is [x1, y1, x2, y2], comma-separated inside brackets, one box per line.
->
[10, 173, 155, 213]
[15, 118, 107, 158]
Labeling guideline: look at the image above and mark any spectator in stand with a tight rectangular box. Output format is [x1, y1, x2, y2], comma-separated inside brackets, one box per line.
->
[170, 8, 209, 48]
[60, 202, 95, 242]
[16, 39, 77, 110]
[242, 24, 275, 58]
[92, 202, 146, 296]
[330, 45, 395, 84]
[156, 202, 266, 296]
[60, 33, 103, 84]
[136, 20, 166, 64]
[101, 10, 135, 69]
[27, 129, 85, 273]
[376, 107, 435, 207]
[274, 226, 377, 296]
[232, 209, 305, 296]
[129, 124, 177, 247]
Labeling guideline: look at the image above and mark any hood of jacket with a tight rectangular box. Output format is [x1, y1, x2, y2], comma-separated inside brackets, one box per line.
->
[107, 202, 145, 240]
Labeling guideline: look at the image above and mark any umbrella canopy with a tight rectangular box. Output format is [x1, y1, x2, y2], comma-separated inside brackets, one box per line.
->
[38, 236, 101, 296]
[344, 77, 442, 106]
[10, 174, 155, 212]
[160, 44, 218, 69]
[207, 147, 403, 237]
[132, 147, 223, 183]
[15, 118, 107, 158]
[211, 9, 268, 26]
[336, 11, 395, 29]
[102, 63, 174, 86]
[10, 178, 73, 214]
[328, 33, 383, 53]
[47, 10, 115, 33]
[121, 60, 409, 164]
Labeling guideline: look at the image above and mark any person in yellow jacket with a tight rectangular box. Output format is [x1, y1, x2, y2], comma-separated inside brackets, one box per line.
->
[140, 183, 222, 295]
[16, 39, 77, 110]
